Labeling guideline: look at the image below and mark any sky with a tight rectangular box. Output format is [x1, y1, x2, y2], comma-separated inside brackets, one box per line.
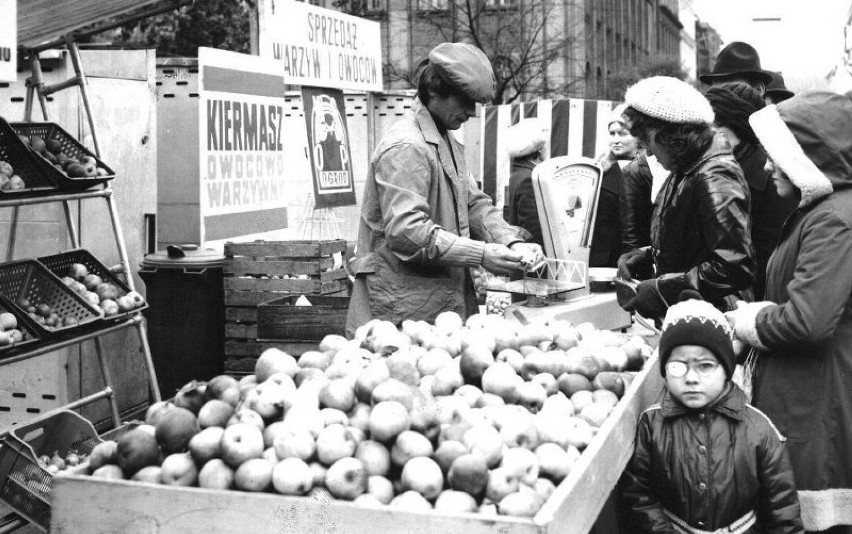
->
[691, 0, 851, 91]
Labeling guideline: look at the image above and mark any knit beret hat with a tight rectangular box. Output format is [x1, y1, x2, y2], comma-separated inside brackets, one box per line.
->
[659, 299, 735, 379]
[625, 76, 715, 125]
[705, 83, 765, 146]
[505, 118, 548, 159]
[428, 43, 496, 103]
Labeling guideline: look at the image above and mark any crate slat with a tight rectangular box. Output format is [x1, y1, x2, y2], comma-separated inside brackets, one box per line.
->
[224, 282, 350, 306]
[224, 307, 258, 323]
[223, 258, 334, 277]
[224, 340, 316, 358]
[258, 295, 349, 341]
[224, 323, 257, 340]
[224, 240, 345, 258]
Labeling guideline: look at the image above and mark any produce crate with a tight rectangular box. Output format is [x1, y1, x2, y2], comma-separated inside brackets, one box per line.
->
[37, 248, 148, 323]
[49, 356, 665, 534]
[9, 122, 116, 190]
[258, 294, 349, 341]
[223, 240, 350, 370]
[0, 410, 102, 532]
[0, 294, 43, 356]
[0, 117, 58, 197]
[0, 260, 103, 335]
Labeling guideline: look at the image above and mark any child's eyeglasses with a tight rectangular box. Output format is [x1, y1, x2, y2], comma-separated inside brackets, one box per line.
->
[665, 360, 719, 378]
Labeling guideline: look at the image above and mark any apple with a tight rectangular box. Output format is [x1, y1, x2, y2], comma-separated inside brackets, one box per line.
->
[272, 458, 314, 495]
[459, 344, 495, 386]
[246, 380, 291, 421]
[417, 348, 453, 376]
[448, 453, 489, 496]
[220, 423, 264, 468]
[564, 416, 594, 450]
[580, 403, 611, 428]
[325, 457, 368, 500]
[463, 424, 503, 467]
[431, 364, 464, 396]
[348, 403, 371, 434]
[370, 379, 415, 410]
[533, 412, 571, 448]
[145, 400, 175, 426]
[434, 311, 463, 337]
[498, 490, 542, 517]
[354, 494, 384, 507]
[227, 408, 265, 433]
[530, 477, 557, 502]
[188, 426, 225, 465]
[368, 401, 410, 443]
[474, 393, 506, 408]
[198, 458, 235, 489]
[298, 350, 333, 371]
[205, 375, 241, 406]
[255, 347, 299, 383]
[88, 440, 118, 471]
[234, 458, 274, 492]
[355, 440, 390, 477]
[501, 447, 540, 485]
[315, 424, 357, 465]
[366, 475, 394, 504]
[433, 440, 467, 475]
[309, 462, 327, 487]
[320, 407, 349, 427]
[319, 378, 356, 412]
[500, 418, 540, 450]
[354, 360, 391, 403]
[481, 363, 523, 403]
[486, 466, 521, 503]
[91, 464, 124, 480]
[131, 465, 163, 484]
[454, 384, 484, 408]
[535, 442, 579, 482]
[155, 407, 200, 454]
[160, 453, 198, 486]
[197, 399, 235, 428]
[386, 352, 420, 386]
[389, 490, 432, 511]
[116, 429, 160, 476]
[434, 490, 479, 513]
[390, 430, 433, 467]
[273, 426, 316, 462]
[541, 392, 575, 418]
[531, 373, 559, 396]
[319, 334, 348, 354]
[401, 457, 443, 500]
[169, 382, 208, 415]
[516, 381, 547, 413]
[283, 405, 324, 438]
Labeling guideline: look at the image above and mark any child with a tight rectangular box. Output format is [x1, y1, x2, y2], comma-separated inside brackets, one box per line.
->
[619, 299, 803, 533]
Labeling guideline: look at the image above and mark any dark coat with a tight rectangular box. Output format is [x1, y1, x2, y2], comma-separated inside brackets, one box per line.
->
[506, 156, 543, 247]
[620, 154, 655, 251]
[752, 184, 852, 519]
[620, 385, 804, 534]
[651, 133, 755, 311]
[589, 161, 624, 267]
[736, 144, 798, 300]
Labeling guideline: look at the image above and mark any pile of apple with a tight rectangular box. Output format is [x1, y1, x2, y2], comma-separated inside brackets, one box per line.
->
[60, 262, 145, 317]
[0, 161, 26, 191]
[0, 311, 27, 346]
[17, 298, 78, 329]
[37, 450, 85, 474]
[73, 312, 652, 519]
[19, 135, 110, 179]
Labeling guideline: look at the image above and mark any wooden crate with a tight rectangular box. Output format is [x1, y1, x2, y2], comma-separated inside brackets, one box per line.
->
[50, 356, 665, 534]
[257, 294, 350, 341]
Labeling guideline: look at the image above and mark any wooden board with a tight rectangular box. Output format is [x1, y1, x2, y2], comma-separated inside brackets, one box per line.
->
[257, 295, 350, 341]
[224, 282, 350, 306]
[224, 340, 316, 358]
[224, 240, 346, 258]
[50, 354, 665, 534]
[224, 257, 335, 277]
[224, 323, 257, 340]
[224, 307, 258, 323]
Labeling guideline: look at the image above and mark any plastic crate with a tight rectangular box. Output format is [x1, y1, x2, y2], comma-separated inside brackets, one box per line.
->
[38, 249, 147, 322]
[0, 260, 103, 334]
[0, 294, 42, 355]
[0, 410, 102, 532]
[9, 122, 115, 190]
[0, 117, 58, 197]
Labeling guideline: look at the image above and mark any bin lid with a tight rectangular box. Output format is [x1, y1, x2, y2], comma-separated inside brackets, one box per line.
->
[140, 245, 225, 270]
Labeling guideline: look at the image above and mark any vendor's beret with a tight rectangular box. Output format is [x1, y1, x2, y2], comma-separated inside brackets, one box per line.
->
[625, 76, 714, 125]
[428, 43, 496, 103]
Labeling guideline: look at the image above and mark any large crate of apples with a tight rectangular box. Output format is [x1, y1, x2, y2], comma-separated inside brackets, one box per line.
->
[49, 313, 662, 534]
[223, 239, 350, 373]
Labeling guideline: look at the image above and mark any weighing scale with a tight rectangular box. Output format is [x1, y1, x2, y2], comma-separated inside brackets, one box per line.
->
[485, 156, 633, 331]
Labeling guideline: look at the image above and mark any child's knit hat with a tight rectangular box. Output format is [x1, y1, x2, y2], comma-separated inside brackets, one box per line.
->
[659, 299, 735, 378]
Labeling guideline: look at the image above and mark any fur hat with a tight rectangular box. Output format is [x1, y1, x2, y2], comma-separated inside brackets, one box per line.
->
[625, 76, 714, 125]
[428, 43, 495, 103]
[698, 42, 773, 86]
[505, 118, 548, 159]
[749, 92, 852, 208]
[659, 299, 735, 379]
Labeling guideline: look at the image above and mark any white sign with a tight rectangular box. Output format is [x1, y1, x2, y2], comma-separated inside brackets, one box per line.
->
[0, 0, 16, 82]
[258, 0, 383, 92]
[197, 47, 310, 244]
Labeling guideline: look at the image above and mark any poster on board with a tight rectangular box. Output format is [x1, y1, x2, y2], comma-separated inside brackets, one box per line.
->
[258, 0, 383, 92]
[198, 47, 302, 244]
[0, 0, 16, 82]
[301, 86, 356, 209]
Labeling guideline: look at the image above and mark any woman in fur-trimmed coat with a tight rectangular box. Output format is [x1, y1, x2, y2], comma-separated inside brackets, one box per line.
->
[726, 92, 852, 533]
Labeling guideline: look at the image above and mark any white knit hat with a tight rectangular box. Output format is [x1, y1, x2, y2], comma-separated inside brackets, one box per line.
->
[504, 118, 548, 159]
[625, 76, 714, 125]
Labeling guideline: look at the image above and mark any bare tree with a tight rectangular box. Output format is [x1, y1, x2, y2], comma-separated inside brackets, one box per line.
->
[335, 0, 583, 104]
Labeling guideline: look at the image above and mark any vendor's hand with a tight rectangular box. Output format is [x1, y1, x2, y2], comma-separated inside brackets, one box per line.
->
[616, 248, 652, 281]
[482, 243, 524, 276]
[510, 242, 544, 270]
[620, 278, 669, 321]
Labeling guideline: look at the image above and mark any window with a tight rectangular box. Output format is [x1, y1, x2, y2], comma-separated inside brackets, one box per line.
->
[419, 0, 449, 11]
[485, 0, 518, 8]
[307, 0, 325, 6]
[364, 0, 386, 11]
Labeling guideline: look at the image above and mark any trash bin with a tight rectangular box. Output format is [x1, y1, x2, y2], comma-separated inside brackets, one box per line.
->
[139, 244, 225, 398]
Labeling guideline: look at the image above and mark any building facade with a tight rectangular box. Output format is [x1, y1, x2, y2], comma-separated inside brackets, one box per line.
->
[306, 0, 685, 102]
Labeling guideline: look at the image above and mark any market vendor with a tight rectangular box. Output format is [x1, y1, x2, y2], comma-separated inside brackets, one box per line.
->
[345, 42, 542, 337]
[615, 76, 755, 322]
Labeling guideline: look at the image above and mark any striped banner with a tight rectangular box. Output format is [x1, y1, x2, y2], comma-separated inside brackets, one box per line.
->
[481, 98, 617, 209]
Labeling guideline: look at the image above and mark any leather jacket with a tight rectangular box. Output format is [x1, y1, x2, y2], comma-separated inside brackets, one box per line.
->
[619, 385, 803, 534]
[620, 154, 655, 251]
[650, 134, 755, 310]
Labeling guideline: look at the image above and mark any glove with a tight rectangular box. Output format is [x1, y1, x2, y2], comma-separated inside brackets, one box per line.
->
[616, 248, 653, 280]
[621, 278, 669, 321]
[724, 300, 774, 351]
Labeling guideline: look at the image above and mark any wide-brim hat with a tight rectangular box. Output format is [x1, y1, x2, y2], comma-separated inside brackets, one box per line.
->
[765, 71, 794, 101]
[699, 42, 773, 85]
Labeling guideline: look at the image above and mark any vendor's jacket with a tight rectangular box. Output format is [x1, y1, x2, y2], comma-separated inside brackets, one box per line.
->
[620, 384, 804, 534]
[620, 154, 655, 251]
[346, 98, 526, 335]
[650, 133, 755, 310]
